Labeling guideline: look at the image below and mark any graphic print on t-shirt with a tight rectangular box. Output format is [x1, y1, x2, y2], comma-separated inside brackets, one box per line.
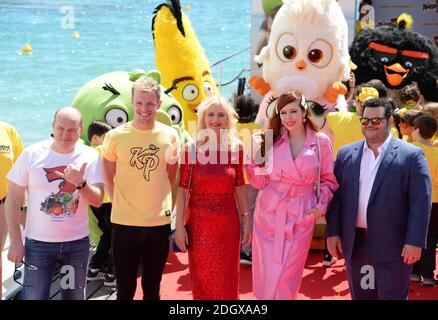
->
[130, 144, 160, 181]
[40, 166, 79, 218]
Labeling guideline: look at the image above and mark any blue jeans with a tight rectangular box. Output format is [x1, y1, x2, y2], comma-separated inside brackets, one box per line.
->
[22, 236, 89, 300]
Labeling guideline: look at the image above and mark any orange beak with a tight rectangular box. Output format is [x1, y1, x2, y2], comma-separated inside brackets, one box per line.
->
[384, 63, 410, 87]
[296, 60, 307, 71]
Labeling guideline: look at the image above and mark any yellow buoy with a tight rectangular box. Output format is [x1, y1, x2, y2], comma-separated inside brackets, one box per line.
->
[71, 31, 80, 38]
[21, 43, 32, 54]
[185, 4, 191, 11]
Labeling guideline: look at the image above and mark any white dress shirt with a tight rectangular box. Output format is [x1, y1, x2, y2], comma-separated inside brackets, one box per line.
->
[356, 134, 392, 228]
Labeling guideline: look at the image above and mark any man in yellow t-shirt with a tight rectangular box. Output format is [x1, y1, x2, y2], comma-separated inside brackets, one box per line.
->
[0, 121, 24, 290]
[411, 114, 438, 285]
[102, 76, 180, 300]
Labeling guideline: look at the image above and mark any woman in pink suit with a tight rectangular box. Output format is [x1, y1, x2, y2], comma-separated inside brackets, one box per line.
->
[245, 91, 338, 299]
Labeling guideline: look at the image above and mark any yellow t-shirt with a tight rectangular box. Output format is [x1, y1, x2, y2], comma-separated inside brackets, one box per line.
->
[413, 142, 438, 203]
[0, 122, 24, 199]
[390, 126, 400, 139]
[93, 145, 111, 204]
[326, 112, 363, 158]
[103, 121, 180, 226]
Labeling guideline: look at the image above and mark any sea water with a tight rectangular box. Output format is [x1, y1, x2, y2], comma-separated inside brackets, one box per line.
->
[0, 0, 251, 146]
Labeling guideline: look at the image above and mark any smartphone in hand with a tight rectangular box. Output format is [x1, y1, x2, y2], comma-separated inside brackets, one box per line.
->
[172, 240, 181, 252]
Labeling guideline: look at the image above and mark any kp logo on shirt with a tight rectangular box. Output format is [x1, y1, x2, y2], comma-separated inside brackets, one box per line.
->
[130, 144, 160, 181]
[40, 166, 79, 218]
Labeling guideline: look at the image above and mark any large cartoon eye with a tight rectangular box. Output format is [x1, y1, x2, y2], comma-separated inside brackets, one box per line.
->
[308, 49, 323, 63]
[381, 57, 389, 63]
[307, 39, 332, 68]
[404, 61, 413, 68]
[203, 81, 214, 97]
[308, 101, 326, 117]
[283, 46, 297, 60]
[276, 33, 299, 62]
[167, 105, 182, 125]
[105, 108, 128, 128]
[182, 84, 199, 101]
[266, 97, 278, 119]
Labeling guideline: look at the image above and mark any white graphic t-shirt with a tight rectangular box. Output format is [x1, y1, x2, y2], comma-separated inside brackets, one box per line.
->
[7, 140, 103, 242]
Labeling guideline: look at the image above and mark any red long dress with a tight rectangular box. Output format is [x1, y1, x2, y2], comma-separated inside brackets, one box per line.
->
[179, 149, 245, 300]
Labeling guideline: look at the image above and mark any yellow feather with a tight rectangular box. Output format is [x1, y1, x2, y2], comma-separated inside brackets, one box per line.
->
[397, 13, 413, 30]
[153, 5, 219, 131]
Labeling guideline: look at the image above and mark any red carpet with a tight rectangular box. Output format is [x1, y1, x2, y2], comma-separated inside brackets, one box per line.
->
[134, 250, 438, 300]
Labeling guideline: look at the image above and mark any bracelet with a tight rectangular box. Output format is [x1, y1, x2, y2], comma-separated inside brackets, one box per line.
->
[241, 211, 250, 217]
[75, 180, 87, 190]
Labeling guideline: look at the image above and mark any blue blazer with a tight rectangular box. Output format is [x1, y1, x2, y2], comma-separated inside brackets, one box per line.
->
[326, 137, 432, 263]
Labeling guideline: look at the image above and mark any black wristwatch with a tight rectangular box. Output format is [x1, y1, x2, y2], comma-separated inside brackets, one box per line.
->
[75, 180, 87, 190]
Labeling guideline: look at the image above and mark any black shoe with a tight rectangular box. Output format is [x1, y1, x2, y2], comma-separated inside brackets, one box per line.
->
[104, 273, 117, 287]
[240, 252, 252, 265]
[323, 253, 335, 267]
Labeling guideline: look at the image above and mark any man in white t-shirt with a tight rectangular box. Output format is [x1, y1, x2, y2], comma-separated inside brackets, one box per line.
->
[5, 107, 104, 300]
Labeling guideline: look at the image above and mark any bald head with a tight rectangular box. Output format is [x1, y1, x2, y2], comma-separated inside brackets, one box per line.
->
[52, 106, 84, 152]
[54, 106, 83, 126]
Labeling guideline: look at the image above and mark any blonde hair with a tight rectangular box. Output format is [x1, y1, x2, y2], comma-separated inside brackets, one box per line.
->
[131, 76, 161, 100]
[196, 96, 239, 149]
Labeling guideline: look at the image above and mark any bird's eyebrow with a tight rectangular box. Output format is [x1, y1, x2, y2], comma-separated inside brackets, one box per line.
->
[401, 49, 429, 59]
[173, 76, 195, 85]
[165, 76, 196, 94]
[368, 42, 397, 54]
[202, 70, 210, 77]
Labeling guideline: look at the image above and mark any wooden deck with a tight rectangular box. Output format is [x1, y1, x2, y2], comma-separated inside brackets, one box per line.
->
[8, 243, 118, 300]
[10, 272, 117, 300]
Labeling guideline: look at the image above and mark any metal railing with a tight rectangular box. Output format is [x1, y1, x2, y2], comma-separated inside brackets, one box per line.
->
[211, 46, 251, 93]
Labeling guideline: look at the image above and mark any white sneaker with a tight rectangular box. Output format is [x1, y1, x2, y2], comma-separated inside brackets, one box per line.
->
[87, 268, 106, 281]
[422, 278, 436, 286]
[240, 252, 252, 265]
[410, 274, 421, 282]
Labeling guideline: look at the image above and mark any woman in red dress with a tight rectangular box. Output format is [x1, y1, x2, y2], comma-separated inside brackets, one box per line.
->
[175, 96, 252, 300]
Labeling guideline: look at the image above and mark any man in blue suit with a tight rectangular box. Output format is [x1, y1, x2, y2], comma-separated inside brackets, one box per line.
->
[326, 98, 432, 300]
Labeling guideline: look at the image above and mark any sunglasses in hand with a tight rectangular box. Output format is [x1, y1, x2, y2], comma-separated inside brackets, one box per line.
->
[14, 261, 37, 287]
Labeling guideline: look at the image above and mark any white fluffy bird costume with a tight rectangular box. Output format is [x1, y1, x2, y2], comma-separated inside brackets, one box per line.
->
[253, 0, 350, 110]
